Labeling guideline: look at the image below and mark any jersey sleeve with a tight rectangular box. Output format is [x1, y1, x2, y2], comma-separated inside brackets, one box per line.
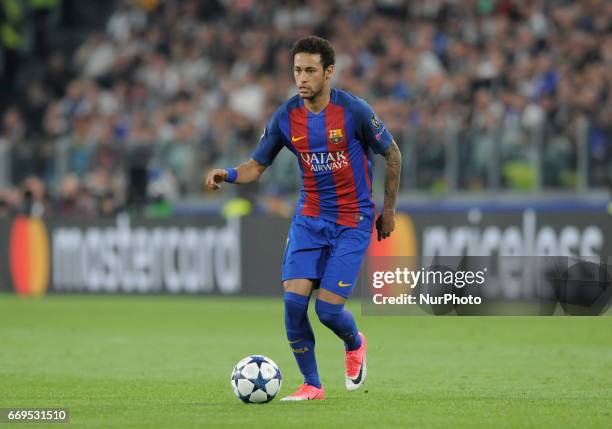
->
[354, 98, 393, 155]
[251, 109, 285, 166]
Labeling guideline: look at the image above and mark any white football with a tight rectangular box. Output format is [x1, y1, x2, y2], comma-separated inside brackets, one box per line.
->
[230, 355, 282, 404]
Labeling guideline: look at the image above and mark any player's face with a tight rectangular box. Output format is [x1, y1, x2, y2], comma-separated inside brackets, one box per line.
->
[293, 53, 333, 100]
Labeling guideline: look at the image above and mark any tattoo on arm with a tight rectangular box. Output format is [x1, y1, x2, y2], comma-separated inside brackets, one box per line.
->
[383, 140, 402, 213]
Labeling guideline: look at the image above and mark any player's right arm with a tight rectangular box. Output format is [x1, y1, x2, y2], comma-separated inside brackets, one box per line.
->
[205, 159, 267, 191]
[205, 107, 285, 191]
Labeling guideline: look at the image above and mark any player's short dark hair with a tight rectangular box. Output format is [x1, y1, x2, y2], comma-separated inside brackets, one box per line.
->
[291, 36, 335, 70]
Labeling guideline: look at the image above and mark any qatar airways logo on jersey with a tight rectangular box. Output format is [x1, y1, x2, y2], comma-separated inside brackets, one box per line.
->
[300, 151, 349, 173]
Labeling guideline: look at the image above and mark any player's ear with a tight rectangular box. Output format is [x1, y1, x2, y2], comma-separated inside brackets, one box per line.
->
[325, 64, 334, 81]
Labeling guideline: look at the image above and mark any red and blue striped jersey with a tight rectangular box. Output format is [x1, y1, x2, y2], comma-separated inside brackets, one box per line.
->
[252, 88, 393, 231]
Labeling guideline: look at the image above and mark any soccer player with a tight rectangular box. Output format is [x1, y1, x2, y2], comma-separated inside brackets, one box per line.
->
[205, 36, 401, 401]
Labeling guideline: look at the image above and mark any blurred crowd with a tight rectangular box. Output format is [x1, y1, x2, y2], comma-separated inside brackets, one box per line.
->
[0, 0, 611, 217]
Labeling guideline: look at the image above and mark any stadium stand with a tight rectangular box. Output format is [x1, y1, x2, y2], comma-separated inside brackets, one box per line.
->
[0, 0, 610, 217]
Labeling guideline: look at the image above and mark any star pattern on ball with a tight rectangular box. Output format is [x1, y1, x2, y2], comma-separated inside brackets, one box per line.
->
[230, 355, 282, 404]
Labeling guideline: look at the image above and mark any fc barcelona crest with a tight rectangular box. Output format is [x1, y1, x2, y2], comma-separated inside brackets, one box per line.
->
[328, 128, 344, 144]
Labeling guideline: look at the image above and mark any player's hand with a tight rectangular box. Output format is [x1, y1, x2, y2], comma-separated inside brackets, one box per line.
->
[376, 211, 395, 241]
[204, 169, 229, 191]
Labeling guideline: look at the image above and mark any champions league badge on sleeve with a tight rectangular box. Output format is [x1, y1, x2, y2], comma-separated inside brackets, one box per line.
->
[371, 114, 383, 130]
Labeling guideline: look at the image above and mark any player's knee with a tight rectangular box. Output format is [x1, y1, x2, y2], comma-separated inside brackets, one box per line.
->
[283, 279, 314, 296]
[284, 292, 312, 343]
[315, 299, 343, 326]
[284, 292, 309, 323]
[285, 291, 309, 313]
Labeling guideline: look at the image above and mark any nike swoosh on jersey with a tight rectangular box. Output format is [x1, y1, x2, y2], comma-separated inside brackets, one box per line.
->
[288, 338, 303, 344]
[338, 281, 352, 287]
[291, 135, 306, 142]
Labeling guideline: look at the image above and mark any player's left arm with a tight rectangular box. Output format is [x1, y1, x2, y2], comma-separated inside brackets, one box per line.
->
[377, 140, 402, 241]
[354, 97, 401, 240]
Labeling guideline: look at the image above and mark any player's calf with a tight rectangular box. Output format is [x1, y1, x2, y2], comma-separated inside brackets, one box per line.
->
[315, 300, 367, 390]
[315, 299, 362, 350]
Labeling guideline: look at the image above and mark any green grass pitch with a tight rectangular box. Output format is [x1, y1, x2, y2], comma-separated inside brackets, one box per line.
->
[0, 294, 610, 428]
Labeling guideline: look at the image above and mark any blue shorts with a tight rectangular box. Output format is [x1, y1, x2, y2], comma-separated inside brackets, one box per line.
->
[281, 215, 372, 299]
